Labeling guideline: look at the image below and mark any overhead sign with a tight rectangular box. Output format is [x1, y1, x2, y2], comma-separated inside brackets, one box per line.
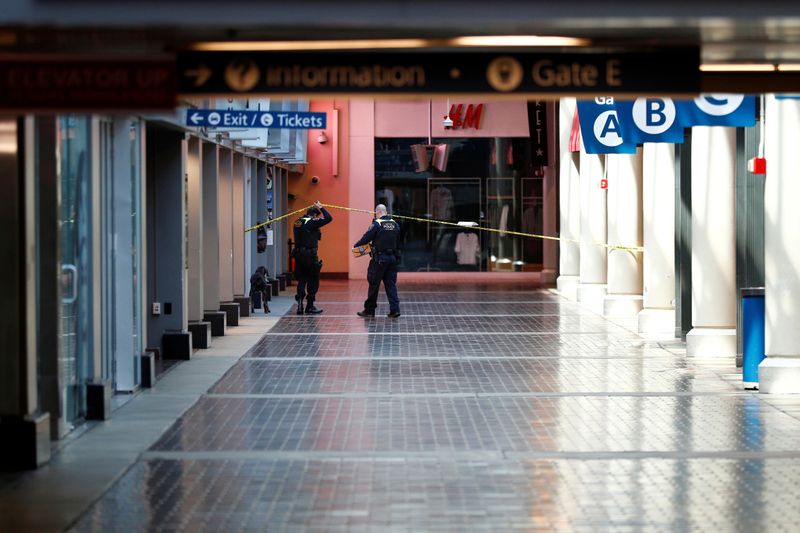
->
[176, 49, 701, 95]
[185, 109, 326, 129]
[0, 57, 176, 110]
[577, 95, 756, 154]
[576, 98, 638, 154]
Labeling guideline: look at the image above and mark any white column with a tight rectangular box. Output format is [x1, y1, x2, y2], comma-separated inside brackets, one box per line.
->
[686, 127, 736, 357]
[604, 149, 643, 317]
[218, 148, 233, 303]
[760, 96, 800, 392]
[186, 137, 204, 322]
[577, 152, 608, 309]
[638, 143, 676, 333]
[541, 102, 558, 285]
[556, 98, 580, 299]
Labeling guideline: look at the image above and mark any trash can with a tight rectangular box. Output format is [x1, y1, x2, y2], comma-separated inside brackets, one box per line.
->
[741, 287, 765, 390]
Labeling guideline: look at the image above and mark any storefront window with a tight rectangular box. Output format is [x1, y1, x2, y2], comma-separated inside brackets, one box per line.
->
[57, 115, 93, 428]
[374, 137, 544, 272]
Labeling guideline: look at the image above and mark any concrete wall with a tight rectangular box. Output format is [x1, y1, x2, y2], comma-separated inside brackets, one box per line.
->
[145, 126, 187, 350]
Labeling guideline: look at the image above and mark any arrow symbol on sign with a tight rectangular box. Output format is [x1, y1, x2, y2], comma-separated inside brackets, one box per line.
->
[184, 64, 212, 87]
[189, 112, 203, 125]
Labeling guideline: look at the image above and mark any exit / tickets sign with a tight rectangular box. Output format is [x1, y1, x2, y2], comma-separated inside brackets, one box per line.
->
[185, 109, 326, 129]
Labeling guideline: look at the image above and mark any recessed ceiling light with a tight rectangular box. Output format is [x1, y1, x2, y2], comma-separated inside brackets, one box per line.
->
[192, 35, 589, 52]
[777, 64, 800, 71]
[449, 35, 590, 47]
[700, 64, 776, 72]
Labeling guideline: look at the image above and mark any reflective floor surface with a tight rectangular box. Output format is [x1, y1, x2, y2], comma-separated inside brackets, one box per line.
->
[71, 280, 800, 532]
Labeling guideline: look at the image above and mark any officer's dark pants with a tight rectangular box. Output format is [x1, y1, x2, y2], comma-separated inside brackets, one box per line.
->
[295, 255, 321, 305]
[364, 259, 400, 314]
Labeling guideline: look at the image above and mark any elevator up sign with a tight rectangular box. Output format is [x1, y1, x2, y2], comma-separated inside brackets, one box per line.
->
[0, 57, 176, 110]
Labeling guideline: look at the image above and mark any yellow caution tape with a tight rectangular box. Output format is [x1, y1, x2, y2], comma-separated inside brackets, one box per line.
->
[320, 202, 644, 254]
[244, 205, 313, 233]
[245, 200, 644, 254]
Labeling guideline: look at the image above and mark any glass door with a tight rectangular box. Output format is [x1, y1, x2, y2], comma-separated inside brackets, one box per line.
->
[58, 115, 93, 431]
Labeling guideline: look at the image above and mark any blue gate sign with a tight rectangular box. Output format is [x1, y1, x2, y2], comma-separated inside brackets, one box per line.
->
[186, 109, 326, 129]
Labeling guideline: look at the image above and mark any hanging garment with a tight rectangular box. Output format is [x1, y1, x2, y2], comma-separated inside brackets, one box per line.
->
[377, 188, 395, 214]
[429, 186, 455, 220]
[499, 204, 509, 235]
[454, 232, 480, 265]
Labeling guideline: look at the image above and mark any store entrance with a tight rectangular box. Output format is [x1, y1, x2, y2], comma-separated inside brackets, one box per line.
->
[374, 135, 548, 273]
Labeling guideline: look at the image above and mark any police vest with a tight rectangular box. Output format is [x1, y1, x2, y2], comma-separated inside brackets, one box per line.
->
[293, 216, 320, 249]
[372, 218, 399, 253]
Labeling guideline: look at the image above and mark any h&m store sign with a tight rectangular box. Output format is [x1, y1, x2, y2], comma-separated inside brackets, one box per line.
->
[177, 49, 700, 96]
[447, 103, 484, 129]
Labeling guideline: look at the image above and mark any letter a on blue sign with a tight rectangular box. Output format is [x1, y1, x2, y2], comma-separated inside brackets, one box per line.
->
[576, 100, 638, 154]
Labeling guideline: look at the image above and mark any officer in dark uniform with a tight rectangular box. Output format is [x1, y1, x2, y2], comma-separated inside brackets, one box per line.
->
[292, 201, 332, 314]
[353, 204, 401, 318]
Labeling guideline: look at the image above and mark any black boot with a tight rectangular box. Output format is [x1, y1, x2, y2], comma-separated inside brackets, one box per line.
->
[295, 295, 304, 315]
[305, 303, 323, 314]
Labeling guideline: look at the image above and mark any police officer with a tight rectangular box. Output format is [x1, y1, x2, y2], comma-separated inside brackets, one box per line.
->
[292, 201, 332, 314]
[353, 204, 401, 318]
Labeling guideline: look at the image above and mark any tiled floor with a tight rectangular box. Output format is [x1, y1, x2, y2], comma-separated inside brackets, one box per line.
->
[68, 280, 800, 531]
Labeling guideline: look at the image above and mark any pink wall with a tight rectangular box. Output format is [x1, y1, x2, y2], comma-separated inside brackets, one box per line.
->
[348, 99, 376, 280]
[289, 100, 350, 275]
[374, 100, 430, 137]
[373, 99, 530, 138]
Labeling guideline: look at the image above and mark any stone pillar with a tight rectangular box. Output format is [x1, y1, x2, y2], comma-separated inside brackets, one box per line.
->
[604, 149, 644, 317]
[232, 152, 245, 296]
[202, 142, 220, 313]
[686, 127, 736, 357]
[556, 98, 580, 299]
[541, 102, 558, 285]
[186, 137, 204, 322]
[638, 143, 677, 333]
[218, 147, 233, 302]
[760, 96, 800, 392]
[577, 152, 608, 309]
[0, 117, 50, 470]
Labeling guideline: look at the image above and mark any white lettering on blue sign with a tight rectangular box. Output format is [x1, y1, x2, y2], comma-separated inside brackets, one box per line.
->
[632, 98, 676, 134]
[694, 94, 745, 116]
[593, 110, 624, 147]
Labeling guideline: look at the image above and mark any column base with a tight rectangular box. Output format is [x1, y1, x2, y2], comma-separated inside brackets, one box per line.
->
[603, 294, 643, 317]
[0, 413, 51, 471]
[187, 321, 212, 349]
[758, 357, 800, 394]
[162, 331, 192, 360]
[637, 308, 676, 334]
[268, 279, 280, 296]
[203, 311, 226, 336]
[540, 268, 557, 287]
[219, 302, 240, 327]
[86, 380, 112, 421]
[233, 295, 250, 318]
[556, 275, 580, 301]
[686, 327, 736, 357]
[141, 352, 156, 388]
[577, 283, 607, 313]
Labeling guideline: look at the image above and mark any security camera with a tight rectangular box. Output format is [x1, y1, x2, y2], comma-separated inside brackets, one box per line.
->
[442, 115, 454, 130]
[311, 175, 320, 185]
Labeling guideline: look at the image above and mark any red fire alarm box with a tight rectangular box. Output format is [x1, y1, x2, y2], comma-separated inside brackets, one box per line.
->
[748, 157, 767, 175]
